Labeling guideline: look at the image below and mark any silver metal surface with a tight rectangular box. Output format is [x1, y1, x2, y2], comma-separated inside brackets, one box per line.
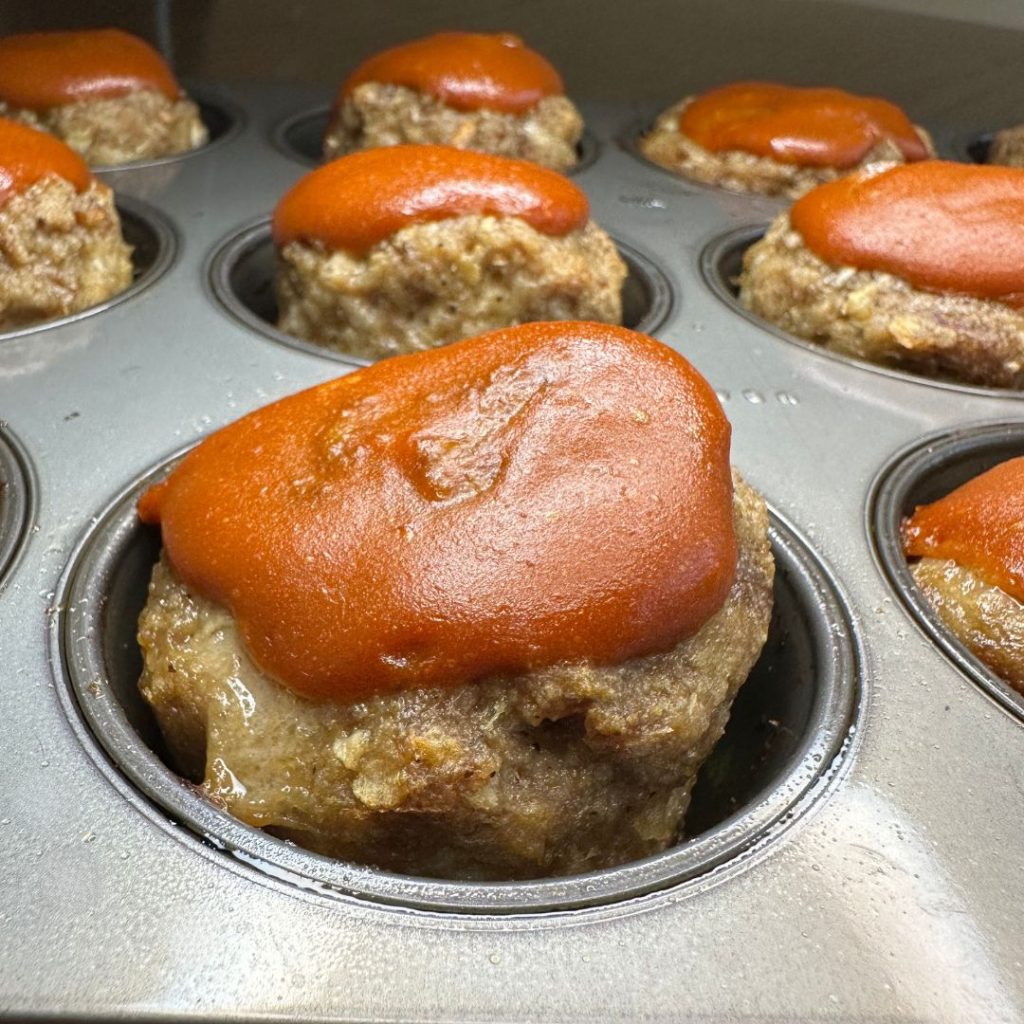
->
[2, 46, 1024, 1024]
[0, 422, 34, 588]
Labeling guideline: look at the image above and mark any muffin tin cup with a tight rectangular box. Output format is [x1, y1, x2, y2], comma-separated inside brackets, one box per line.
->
[700, 224, 1024, 399]
[0, 424, 36, 588]
[205, 217, 674, 365]
[0, 197, 179, 343]
[270, 103, 603, 175]
[91, 94, 247, 175]
[869, 421, 1024, 723]
[55, 448, 859, 915]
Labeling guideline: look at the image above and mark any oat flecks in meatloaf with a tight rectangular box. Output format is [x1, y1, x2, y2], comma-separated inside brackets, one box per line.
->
[911, 558, 1024, 692]
[0, 176, 133, 329]
[738, 214, 1024, 387]
[0, 90, 207, 166]
[324, 83, 582, 172]
[138, 473, 774, 881]
[276, 214, 627, 360]
[640, 99, 935, 199]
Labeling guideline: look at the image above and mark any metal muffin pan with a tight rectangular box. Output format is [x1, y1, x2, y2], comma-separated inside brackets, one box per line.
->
[57, 449, 858, 914]
[0, 422, 35, 588]
[206, 217, 673, 366]
[2, 71, 1023, 1022]
[869, 421, 1024, 723]
[271, 102, 603, 174]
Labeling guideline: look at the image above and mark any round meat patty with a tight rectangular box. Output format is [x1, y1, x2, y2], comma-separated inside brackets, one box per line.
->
[738, 162, 1024, 387]
[641, 84, 933, 199]
[138, 473, 772, 879]
[273, 145, 626, 359]
[0, 118, 132, 329]
[904, 456, 1024, 693]
[323, 33, 583, 172]
[0, 29, 207, 165]
[135, 322, 774, 880]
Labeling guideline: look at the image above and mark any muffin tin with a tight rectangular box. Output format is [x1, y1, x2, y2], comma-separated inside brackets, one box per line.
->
[2, 73, 1023, 1021]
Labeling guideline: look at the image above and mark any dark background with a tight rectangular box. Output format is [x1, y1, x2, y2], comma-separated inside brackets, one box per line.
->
[0, 0, 1018, 128]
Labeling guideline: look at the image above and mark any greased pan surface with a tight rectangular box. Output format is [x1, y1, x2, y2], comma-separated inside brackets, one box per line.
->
[1, 61, 1023, 1024]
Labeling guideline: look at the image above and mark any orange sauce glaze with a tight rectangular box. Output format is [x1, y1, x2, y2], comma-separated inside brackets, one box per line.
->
[679, 82, 928, 168]
[272, 144, 589, 253]
[904, 457, 1024, 602]
[0, 117, 92, 207]
[139, 322, 738, 703]
[0, 29, 180, 110]
[791, 161, 1024, 308]
[340, 32, 564, 114]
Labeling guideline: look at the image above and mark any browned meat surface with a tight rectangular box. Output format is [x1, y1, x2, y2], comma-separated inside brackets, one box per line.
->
[276, 214, 626, 360]
[738, 213, 1024, 387]
[0, 176, 132, 329]
[138, 473, 774, 881]
[323, 83, 582, 172]
[640, 98, 934, 199]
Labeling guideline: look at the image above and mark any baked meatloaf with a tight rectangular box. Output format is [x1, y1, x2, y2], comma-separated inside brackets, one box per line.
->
[137, 321, 774, 879]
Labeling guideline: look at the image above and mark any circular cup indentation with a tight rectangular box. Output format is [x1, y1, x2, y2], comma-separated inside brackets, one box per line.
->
[206, 218, 673, 366]
[92, 95, 246, 174]
[271, 104, 601, 174]
[56, 450, 859, 914]
[701, 225, 1024, 398]
[0, 424, 36, 588]
[869, 421, 1024, 722]
[0, 197, 178, 343]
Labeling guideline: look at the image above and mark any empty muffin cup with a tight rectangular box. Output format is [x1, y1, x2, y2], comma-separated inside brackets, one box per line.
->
[206, 218, 673, 365]
[870, 421, 1024, 723]
[55, 449, 859, 913]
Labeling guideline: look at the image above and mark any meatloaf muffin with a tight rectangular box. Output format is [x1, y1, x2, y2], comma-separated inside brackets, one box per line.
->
[988, 126, 1024, 167]
[136, 321, 774, 880]
[0, 117, 132, 329]
[273, 144, 626, 359]
[904, 457, 1024, 692]
[0, 29, 207, 165]
[641, 82, 933, 198]
[323, 32, 582, 172]
[739, 161, 1024, 387]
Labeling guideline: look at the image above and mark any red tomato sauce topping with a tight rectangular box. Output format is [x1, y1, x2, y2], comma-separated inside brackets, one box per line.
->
[791, 161, 1024, 307]
[0, 117, 92, 206]
[138, 322, 738, 703]
[272, 144, 589, 252]
[0, 29, 180, 110]
[679, 82, 927, 168]
[339, 32, 564, 114]
[904, 457, 1024, 602]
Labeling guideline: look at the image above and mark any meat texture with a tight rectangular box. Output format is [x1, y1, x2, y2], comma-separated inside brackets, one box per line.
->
[910, 557, 1024, 692]
[0, 89, 207, 165]
[640, 98, 934, 199]
[276, 214, 627, 360]
[0, 175, 133, 329]
[324, 83, 582, 172]
[738, 213, 1024, 387]
[137, 474, 774, 881]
